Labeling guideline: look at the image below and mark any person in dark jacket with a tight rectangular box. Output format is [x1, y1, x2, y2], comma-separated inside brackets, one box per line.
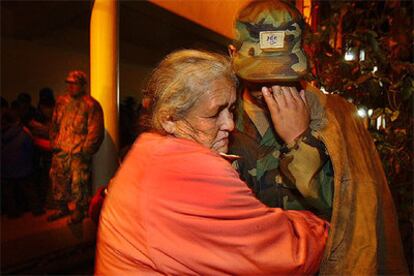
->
[1, 103, 44, 217]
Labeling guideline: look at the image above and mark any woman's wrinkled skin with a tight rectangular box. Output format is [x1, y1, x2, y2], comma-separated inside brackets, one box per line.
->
[169, 78, 236, 154]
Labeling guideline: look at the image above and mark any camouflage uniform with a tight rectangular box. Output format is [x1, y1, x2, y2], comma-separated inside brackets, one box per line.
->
[230, 88, 333, 219]
[49, 92, 104, 212]
[230, 1, 408, 274]
[230, 0, 333, 218]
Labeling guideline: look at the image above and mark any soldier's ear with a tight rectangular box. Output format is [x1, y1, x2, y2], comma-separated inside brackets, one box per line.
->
[228, 44, 237, 58]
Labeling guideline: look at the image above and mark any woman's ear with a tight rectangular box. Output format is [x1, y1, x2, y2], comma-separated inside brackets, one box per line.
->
[161, 121, 176, 134]
[228, 44, 237, 58]
[160, 115, 176, 135]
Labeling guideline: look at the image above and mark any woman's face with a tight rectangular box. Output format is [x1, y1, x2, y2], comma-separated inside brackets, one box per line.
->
[172, 78, 236, 154]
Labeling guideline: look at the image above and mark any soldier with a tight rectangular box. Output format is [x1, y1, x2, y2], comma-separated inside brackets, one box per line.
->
[228, 0, 407, 274]
[230, 0, 332, 221]
[48, 70, 104, 224]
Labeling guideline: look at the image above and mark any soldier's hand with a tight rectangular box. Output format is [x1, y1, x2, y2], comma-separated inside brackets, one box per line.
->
[262, 85, 310, 144]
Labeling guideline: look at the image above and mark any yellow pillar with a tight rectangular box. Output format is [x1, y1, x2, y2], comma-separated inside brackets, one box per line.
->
[90, 0, 119, 192]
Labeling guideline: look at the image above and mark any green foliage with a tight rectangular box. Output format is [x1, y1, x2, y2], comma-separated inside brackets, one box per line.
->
[304, 1, 413, 270]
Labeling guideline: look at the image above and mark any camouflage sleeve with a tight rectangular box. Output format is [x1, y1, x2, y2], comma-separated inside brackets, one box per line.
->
[82, 101, 104, 155]
[279, 129, 333, 218]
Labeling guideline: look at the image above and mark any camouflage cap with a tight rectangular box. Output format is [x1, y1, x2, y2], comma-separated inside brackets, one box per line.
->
[232, 0, 308, 82]
[65, 70, 87, 85]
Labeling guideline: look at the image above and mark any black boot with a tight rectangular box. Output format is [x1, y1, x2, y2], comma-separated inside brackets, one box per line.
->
[47, 202, 70, 222]
[67, 208, 85, 225]
[67, 203, 87, 225]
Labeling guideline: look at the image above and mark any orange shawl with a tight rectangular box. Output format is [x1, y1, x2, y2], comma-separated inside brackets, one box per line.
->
[95, 133, 328, 275]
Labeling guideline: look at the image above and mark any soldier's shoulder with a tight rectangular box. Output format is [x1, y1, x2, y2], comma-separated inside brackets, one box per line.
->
[324, 93, 356, 111]
[303, 82, 354, 109]
[56, 94, 70, 104]
[83, 95, 102, 108]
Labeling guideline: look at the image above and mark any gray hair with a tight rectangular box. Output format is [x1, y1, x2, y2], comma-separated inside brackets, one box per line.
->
[144, 49, 238, 134]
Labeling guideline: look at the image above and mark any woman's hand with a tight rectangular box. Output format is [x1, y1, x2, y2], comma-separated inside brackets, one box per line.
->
[262, 85, 310, 144]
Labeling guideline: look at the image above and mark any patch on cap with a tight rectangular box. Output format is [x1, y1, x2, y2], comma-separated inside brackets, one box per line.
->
[260, 31, 285, 51]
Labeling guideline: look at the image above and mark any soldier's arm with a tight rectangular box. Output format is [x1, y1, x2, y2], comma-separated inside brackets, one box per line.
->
[82, 101, 104, 155]
[279, 129, 333, 218]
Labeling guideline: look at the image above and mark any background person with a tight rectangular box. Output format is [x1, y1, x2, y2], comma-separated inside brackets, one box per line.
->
[29, 87, 55, 141]
[1, 102, 44, 217]
[29, 87, 56, 209]
[16, 92, 36, 127]
[95, 49, 329, 275]
[47, 70, 104, 224]
[228, 0, 407, 274]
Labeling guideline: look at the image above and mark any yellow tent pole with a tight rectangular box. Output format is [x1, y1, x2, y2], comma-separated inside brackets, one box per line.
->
[90, 0, 119, 192]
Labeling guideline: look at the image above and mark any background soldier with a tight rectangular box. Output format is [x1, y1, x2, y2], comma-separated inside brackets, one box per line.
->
[48, 70, 104, 224]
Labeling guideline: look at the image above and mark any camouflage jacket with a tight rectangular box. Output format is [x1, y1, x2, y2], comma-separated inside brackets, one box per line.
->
[50, 93, 104, 156]
[229, 87, 333, 219]
[230, 83, 408, 274]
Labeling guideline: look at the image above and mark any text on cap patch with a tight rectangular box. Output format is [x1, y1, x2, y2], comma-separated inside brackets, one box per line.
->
[259, 31, 285, 51]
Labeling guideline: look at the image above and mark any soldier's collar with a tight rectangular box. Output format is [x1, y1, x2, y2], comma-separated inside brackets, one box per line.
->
[242, 89, 270, 138]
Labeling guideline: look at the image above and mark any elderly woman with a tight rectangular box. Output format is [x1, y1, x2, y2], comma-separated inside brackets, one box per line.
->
[95, 49, 329, 275]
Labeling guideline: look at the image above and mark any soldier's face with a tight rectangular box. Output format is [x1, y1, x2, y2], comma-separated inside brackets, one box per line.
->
[66, 82, 84, 97]
[244, 81, 272, 108]
[244, 80, 303, 109]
